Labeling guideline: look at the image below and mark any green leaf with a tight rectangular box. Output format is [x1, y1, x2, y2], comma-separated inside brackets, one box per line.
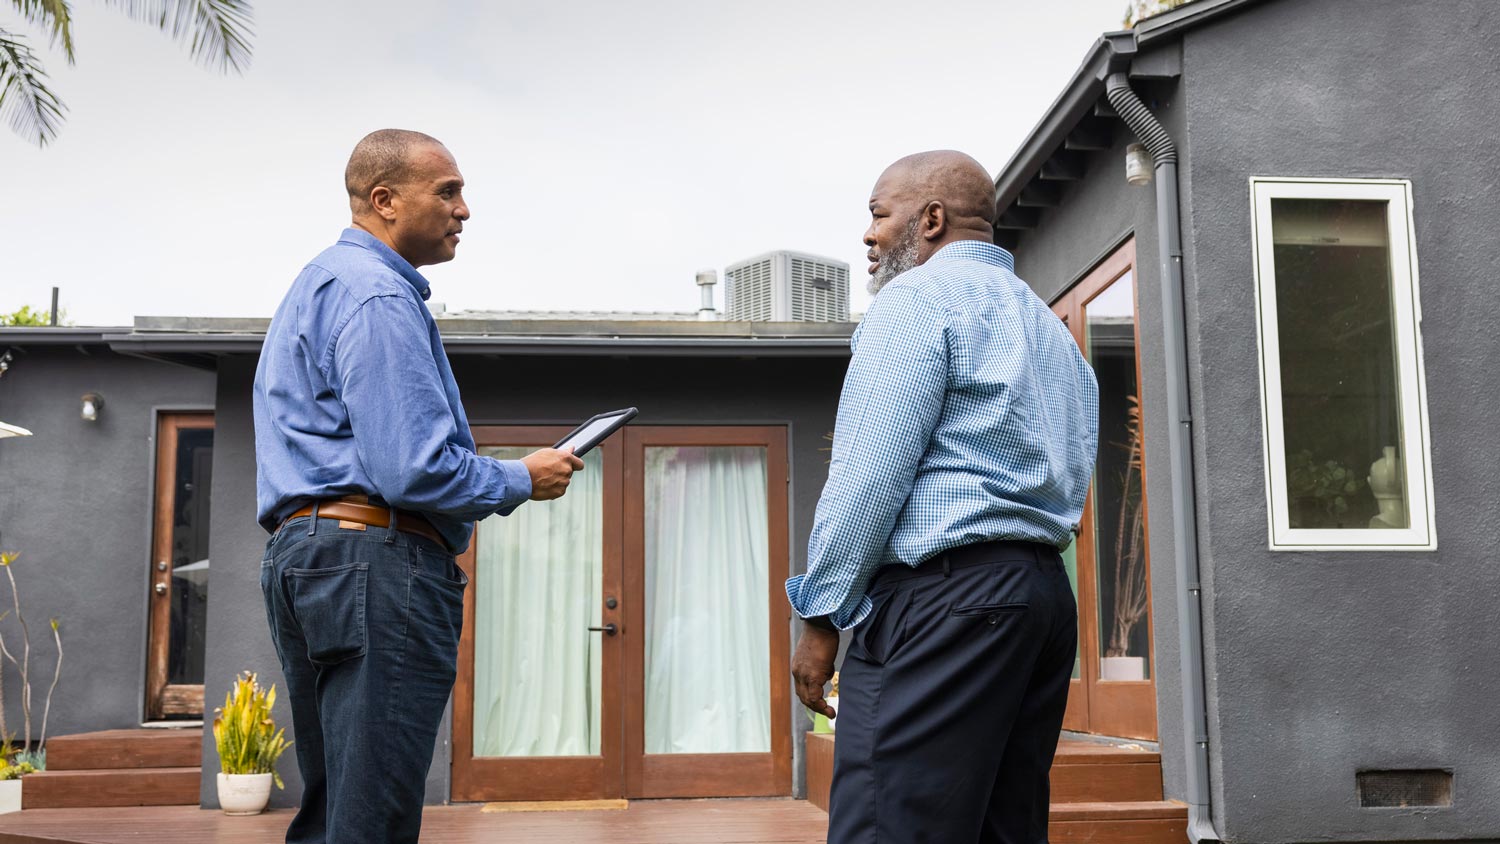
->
[101, 0, 255, 73]
[0, 29, 67, 146]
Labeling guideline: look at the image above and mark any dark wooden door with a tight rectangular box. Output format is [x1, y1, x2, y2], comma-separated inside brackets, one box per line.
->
[146, 412, 214, 720]
[1051, 238, 1158, 741]
[451, 425, 792, 802]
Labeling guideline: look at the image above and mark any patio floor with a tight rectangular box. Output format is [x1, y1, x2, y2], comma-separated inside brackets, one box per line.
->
[0, 798, 829, 844]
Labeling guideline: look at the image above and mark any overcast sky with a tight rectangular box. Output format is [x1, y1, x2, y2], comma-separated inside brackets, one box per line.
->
[2, 0, 1125, 326]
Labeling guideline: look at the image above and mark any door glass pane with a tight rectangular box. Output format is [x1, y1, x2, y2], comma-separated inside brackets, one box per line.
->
[1085, 273, 1151, 681]
[644, 446, 770, 754]
[1061, 539, 1080, 681]
[1271, 198, 1407, 530]
[167, 428, 212, 686]
[472, 446, 604, 757]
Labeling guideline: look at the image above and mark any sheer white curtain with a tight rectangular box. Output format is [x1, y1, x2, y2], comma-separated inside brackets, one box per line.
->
[472, 447, 603, 757]
[644, 446, 770, 754]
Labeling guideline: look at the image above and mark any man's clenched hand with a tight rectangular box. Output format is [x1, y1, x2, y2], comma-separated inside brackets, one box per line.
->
[792, 623, 840, 719]
[522, 447, 585, 500]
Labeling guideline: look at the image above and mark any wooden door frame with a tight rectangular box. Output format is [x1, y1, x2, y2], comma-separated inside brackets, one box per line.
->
[145, 411, 213, 721]
[620, 426, 792, 799]
[451, 427, 626, 803]
[1051, 237, 1158, 740]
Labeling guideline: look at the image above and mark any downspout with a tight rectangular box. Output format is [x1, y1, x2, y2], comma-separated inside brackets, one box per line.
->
[1104, 71, 1223, 844]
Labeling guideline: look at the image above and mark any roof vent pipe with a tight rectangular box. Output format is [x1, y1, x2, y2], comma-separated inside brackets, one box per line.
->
[1105, 71, 1221, 844]
[695, 269, 719, 321]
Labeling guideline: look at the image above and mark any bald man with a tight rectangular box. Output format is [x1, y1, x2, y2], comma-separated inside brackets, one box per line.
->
[254, 129, 581, 844]
[787, 151, 1099, 843]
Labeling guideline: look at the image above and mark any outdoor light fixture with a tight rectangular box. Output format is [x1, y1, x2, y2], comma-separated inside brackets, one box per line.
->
[0, 349, 12, 379]
[1125, 143, 1153, 186]
[80, 392, 104, 422]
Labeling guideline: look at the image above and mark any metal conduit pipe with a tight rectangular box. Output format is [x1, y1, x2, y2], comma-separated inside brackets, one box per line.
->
[1104, 71, 1222, 844]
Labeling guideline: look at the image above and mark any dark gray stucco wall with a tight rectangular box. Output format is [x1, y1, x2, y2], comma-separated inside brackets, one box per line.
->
[1005, 73, 1192, 803]
[197, 351, 845, 806]
[1178, 0, 1500, 841]
[0, 346, 214, 740]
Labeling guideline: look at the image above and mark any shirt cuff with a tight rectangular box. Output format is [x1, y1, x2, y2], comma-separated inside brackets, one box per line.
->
[494, 458, 533, 516]
[785, 575, 875, 631]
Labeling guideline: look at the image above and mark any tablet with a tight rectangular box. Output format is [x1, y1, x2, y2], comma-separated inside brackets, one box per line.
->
[554, 408, 639, 457]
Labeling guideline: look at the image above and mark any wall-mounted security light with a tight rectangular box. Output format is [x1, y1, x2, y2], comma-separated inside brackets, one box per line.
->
[80, 393, 104, 422]
[1125, 143, 1153, 186]
[0, 349, 12, 379]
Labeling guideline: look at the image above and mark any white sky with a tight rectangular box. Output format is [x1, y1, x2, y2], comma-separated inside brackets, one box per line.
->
[2, 0, 1124, 326]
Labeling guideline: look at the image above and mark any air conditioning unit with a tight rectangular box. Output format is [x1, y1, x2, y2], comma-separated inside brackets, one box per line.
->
[724, 251, 850, 322]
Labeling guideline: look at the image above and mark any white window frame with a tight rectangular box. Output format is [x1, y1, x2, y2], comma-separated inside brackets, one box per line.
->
[1250, 177, 1436, 551]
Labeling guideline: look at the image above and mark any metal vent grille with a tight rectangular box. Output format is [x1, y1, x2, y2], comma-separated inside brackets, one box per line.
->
[726, 258, 774, 321]
[1357, 770, 1453, 808]
[788, 257, 849, 322]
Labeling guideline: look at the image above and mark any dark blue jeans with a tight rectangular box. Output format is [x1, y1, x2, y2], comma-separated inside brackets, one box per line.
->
[261, 515, 467, 844]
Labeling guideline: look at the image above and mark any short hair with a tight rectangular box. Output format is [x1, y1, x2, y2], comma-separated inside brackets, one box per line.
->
[345, 129, 444, 214]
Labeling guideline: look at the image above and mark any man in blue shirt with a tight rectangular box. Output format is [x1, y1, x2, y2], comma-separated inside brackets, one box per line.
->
[254, 129, 582, 844]
[787, 151, 1098, 843]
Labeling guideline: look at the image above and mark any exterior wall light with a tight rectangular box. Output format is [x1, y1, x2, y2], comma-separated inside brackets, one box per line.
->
[1125, 143, 1153, 186]
[80, 392, 104, 422]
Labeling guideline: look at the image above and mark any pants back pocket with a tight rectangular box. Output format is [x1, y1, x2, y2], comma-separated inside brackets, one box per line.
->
[288, 562, 369, 665]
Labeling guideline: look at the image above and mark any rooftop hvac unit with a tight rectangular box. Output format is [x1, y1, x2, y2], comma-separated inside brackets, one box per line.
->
[723, 251, 850, 322]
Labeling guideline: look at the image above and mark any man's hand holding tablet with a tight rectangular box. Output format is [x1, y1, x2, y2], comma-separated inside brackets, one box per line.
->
[519, 409, 638, 501]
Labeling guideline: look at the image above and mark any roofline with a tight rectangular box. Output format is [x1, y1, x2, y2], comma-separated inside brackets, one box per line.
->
[95, 331, 853, 358]
[992, 0, 1269, 212]
[0, 327, 125, 345]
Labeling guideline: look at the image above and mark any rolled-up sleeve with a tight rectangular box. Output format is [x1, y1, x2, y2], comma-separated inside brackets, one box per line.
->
[785, 284, 949, 630]
[328, 294, 531, 520]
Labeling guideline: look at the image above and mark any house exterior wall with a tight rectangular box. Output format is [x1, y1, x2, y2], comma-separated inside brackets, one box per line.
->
[1176, 1, 1500, 840]
[197, 351, 847, 808]
[1005, 73, 1193, 803]
[0, 346, 215, 738]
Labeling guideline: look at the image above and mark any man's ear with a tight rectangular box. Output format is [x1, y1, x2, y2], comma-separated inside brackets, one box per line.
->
[370, 185, 398, 221]
[921, 200, 947, 241]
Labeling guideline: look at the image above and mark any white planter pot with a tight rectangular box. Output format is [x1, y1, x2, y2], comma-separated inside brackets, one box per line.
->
[1100, 656, 1147, 681]
[0, 778, 21, 814]
[217, 772, 273, 816]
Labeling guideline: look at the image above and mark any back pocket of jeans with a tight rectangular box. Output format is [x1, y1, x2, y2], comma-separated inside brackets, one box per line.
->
[288, 562, 369, 665]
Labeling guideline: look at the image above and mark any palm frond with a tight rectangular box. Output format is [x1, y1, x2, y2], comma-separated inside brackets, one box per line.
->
[12, 0, 76, 62]
[103, 0, 254, 73]
[0, 29, 67, 146]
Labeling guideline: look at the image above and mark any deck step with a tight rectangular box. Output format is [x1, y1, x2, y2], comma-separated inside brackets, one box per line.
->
[45, 729, 201, 771]
[1050, 801, 1188, 843]
[20, 767, 201, 809]
[1051, 740, 1164, 803]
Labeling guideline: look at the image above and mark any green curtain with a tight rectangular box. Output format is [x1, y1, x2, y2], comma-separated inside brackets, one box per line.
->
[472, 447, 604, 757]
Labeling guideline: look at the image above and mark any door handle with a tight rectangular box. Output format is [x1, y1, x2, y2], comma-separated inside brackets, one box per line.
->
[586, 623, 618, 636]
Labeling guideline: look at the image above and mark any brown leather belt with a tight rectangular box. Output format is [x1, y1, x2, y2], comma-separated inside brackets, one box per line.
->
[282, 497, 447, 549]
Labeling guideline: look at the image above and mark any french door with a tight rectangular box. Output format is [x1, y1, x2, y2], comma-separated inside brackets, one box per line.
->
[145, 412, 214, 720]
[1051, 238, 1158, 741]
[451, 426, 792, 802]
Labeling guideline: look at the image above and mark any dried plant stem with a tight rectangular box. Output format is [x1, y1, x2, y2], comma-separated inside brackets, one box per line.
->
[2, 565, 31, 750]
[1107, 394, 1150, 659]
[39, 621, 62, 751]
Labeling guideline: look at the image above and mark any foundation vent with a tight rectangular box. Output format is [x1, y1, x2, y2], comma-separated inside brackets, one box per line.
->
[1357, 769, 1453, 809]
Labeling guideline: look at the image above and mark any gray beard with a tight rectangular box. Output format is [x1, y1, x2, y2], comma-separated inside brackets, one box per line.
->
[867, 216, 922, 296]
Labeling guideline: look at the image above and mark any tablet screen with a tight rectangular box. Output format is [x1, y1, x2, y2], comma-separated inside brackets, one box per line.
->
[557, 415, 623, 453]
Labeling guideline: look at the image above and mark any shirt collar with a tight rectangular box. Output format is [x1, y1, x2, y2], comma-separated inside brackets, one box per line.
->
[929, 239, 1016, 273]
[338, 227, 433, 301]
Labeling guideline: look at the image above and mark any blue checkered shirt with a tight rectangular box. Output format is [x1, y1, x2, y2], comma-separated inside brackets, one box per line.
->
[785, 240, 1098, 630]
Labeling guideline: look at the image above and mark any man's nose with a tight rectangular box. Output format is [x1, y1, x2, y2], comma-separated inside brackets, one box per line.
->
[863, 226, 876, 247]
[455, 202, 470, 221]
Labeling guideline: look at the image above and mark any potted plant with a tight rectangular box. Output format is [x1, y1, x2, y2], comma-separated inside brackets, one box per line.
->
[1102, 396, 1150, 681]
[0, 737, 36, 814]
[213, 672, 291, 816]
[0, 548, 65, 798]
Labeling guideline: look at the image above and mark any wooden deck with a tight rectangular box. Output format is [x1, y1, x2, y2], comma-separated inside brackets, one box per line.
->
[0, 799, 830, 844]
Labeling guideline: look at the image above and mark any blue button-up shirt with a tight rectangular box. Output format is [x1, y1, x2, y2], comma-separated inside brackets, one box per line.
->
[253, 228, 532, 553]
[786, 240, 1098, 630]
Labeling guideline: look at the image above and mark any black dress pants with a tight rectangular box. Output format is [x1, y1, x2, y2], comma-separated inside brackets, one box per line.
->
[827, 541, 1077, 844]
